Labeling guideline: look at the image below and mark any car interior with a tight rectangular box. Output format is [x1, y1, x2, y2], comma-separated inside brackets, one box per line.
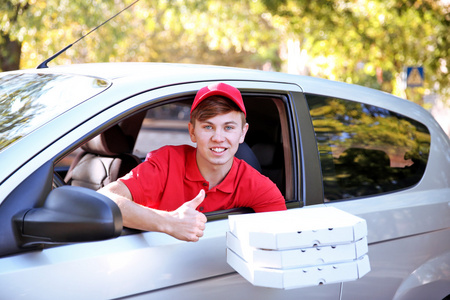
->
[54, 93, 294, 215]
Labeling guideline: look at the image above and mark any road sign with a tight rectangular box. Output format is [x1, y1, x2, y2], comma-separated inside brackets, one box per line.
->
[406, 66, 424, 87]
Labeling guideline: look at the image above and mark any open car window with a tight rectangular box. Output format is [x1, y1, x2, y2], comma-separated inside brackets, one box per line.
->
[133, 100, 193, 159]
[55, 93, 294, 203]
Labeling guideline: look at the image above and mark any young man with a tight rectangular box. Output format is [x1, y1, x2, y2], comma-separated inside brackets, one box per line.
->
[98, 83, 286, 242]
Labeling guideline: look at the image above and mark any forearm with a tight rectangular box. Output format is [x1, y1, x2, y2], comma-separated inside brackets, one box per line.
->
[98, 184, 168, 233]
[111, 194, 203, 241]
[98, 182, 206, 241]
[113, 194, 168, 232]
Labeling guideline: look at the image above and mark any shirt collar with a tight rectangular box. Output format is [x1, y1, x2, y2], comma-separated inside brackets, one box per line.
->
[215, 159, 238, 194]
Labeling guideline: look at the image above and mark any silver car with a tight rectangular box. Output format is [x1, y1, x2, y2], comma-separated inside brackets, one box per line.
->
[0, 63, 449, 299]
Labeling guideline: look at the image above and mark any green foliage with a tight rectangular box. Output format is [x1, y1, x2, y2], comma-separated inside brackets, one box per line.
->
[1, 0, 280, 70]
[1, 0, 448, 102]
[263, 0, 449, 100]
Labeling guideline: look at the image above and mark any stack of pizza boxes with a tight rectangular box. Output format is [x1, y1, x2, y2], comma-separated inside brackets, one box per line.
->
[227, 206, 370, 289]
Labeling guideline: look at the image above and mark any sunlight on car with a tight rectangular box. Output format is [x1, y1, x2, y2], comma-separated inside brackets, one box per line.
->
[0, 73, 110, 152]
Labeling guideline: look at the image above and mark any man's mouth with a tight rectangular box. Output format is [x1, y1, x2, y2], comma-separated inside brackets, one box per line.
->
[211, 147, 227, 153]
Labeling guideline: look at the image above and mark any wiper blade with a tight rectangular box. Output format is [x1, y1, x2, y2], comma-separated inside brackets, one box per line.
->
[37, 0, 140, 69]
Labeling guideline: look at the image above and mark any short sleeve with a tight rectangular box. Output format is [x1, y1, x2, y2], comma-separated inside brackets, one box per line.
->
[119, 149, 168, 208]
[232, 160, 287, 213]
[249, 177, 287, 213]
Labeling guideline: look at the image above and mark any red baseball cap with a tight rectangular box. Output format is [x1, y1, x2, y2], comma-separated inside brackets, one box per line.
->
[191, 82, 246, 117]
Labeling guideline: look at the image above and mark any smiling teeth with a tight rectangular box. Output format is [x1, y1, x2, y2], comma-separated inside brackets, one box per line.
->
[211, 148, 225, 153]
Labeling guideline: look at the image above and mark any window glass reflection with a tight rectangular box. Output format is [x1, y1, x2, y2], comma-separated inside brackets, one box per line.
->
[0, 73, 110, 152]
[306, 95, 430, 201]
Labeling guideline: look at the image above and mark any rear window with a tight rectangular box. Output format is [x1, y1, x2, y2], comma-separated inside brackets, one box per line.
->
[0, 72, 110, 152]
[306, 95, 430, 201]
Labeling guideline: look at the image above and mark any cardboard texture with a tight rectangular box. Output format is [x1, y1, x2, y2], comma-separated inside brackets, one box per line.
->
[227, 231, 368, 269]
[226, 206, 371, 289]
[227, 248, 371, 289]
[228, 206, 367, 250]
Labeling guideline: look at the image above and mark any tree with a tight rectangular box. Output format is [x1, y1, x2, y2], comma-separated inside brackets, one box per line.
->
[0, 1, 30, 71]
[261, 0, 449, 101]
[2, 0, 280, 70]
[2, 0, 448, 103]
[1, 0, 123, 70]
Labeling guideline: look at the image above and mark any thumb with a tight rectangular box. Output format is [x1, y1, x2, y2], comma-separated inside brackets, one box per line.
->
[186, 189, 205, 209]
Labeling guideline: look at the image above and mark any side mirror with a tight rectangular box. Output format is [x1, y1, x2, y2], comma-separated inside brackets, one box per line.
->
[14, 186, 122, 247]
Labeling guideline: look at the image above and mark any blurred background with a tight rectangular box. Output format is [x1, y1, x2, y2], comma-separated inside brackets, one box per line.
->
[1, 0, 448, 135]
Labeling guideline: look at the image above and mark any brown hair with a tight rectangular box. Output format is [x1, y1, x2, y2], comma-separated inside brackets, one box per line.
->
[190, 96, 246, 127]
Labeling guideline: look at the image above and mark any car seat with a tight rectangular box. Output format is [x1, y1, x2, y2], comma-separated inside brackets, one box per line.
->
[251, 142, 285, 193]
[64, 114, 145, 190]
[235, 142, 262, 172]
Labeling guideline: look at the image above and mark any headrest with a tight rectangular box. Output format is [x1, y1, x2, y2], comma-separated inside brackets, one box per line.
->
[251, 143, 276, 166]
[235, 142, 261, 172]
[81, 125, 132, 156]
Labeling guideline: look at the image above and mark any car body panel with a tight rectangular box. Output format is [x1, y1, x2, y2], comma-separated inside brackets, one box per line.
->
[329, 188, 450, 244]
[393, 251, 450, 300]
[0, 63, 449, 299]
[0, 222, 232, 299]
[0, 211, 342, 300]
[342, 228, 450, 300]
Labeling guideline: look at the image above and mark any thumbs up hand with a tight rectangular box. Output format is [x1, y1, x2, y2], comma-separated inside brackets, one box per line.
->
[166, 190, 207, 242]
[185, 189, 206, 210]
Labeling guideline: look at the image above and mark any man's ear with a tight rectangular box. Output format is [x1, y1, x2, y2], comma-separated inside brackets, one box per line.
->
[239, 123, 249, 143]
[188, 122, 197, 143]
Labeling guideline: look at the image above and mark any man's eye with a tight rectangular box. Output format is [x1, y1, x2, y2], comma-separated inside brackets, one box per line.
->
[204, 125, 212, 130]
[225, 126, 234, 130]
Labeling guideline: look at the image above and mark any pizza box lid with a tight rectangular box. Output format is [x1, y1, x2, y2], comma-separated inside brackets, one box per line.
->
[228, 206, 367, 250]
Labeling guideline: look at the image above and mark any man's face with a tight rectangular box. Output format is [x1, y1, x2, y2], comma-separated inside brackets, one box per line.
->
[189, 111, 248, 170]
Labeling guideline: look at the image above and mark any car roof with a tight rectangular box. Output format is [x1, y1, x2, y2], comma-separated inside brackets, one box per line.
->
[41, 62, 286, 81]
[23, 62, 415, 103]
[16, 62, 418, 108]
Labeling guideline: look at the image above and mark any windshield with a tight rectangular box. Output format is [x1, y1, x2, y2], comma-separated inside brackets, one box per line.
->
[0, 72, 110, 152]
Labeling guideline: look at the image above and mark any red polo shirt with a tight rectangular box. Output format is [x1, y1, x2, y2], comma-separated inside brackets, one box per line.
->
[119, 145, 286, 213]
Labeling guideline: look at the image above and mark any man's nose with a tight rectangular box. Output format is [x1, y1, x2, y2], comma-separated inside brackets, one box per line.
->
[211, 129, 225, 141]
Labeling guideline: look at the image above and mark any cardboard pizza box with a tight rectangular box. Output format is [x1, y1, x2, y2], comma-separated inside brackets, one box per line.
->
[227, 248, 371, 289]
[227, 231, 368, 269]
[228, 206, 367, 250]
[226, 206, 371, 289]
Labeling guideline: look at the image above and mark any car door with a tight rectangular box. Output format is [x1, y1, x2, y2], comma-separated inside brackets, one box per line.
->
[300, 92, 450, 300]
[0, 80, 345, 300]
